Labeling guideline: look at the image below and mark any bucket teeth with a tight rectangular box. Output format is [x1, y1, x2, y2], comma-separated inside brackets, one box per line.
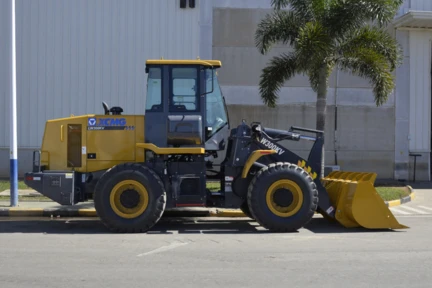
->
[321, 171, 408, 230]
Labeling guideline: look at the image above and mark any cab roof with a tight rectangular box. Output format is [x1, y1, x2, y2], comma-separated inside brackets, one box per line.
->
[146, 59, 222, 68]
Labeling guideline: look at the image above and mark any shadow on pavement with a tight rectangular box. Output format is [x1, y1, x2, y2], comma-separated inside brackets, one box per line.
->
[0, 217, 403, 235]
[0, 218, 261, 235]
[303, 218, 404, 234]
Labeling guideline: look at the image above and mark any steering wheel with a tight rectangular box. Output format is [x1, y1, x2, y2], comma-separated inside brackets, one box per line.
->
[211, 117, 225, 132]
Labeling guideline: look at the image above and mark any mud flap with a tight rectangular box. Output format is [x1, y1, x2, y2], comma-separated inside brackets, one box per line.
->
[321, 171, 409, 230]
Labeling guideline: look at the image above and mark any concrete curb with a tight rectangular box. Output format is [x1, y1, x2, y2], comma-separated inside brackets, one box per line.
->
[0, 207, 98, 217]
[0, 186, 415, 218]
[385, 185, 415, 207]
[0, 207, 228, 218]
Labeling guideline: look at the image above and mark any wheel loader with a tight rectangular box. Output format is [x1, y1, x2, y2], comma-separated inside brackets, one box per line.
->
[24, 59, 407, 233]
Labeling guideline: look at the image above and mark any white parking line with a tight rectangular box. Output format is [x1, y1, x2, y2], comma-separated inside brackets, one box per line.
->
[397, 215, 432, 218]
[397, 206, 430, 214]
[418, 205, 432, 212]
[137, 241, 188, 257]
[390, 207, 411, 215]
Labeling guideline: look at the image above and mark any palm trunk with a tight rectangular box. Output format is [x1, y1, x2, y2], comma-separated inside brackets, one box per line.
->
[316, 66, 328, 179]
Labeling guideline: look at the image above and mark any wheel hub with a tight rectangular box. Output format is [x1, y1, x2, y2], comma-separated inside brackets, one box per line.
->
[266, 180, 304, 217]
[120, 189, 140, 209]
[273, 188, 294, 207]
[109, 180, 149, 219]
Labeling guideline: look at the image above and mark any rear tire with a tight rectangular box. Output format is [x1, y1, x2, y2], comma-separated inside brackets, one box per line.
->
[240, 201, 253, 219]
[247, 162, 318, 232]
[94, 163, 166, 233]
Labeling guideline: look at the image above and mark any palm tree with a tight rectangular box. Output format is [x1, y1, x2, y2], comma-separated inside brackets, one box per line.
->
[255, 0, 404, 176]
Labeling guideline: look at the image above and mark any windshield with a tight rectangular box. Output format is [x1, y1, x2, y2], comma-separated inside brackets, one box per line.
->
[205, 69, 228, 138]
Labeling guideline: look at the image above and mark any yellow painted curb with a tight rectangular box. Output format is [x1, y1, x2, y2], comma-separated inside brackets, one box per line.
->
[78, 209, 97, 217]
[210, 209, 247, 217]
[387, 199, 402, 207]
[385, 186, 415, 208]
[8, 208, 44, 217]
[410, 191, 416, 201]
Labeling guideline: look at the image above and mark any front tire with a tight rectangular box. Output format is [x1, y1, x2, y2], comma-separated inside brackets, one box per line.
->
[247, 162, 318, 232]
[94, 163, 166, 233]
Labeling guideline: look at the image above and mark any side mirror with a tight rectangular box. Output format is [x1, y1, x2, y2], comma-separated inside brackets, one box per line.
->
[102, 101, 110, 115]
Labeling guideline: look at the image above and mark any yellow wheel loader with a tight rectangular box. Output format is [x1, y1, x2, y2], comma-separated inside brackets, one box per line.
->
[24, 59, 407, 233]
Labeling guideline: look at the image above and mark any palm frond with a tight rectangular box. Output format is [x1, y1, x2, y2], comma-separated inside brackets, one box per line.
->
[326, 0, 404, 38]
[270, 0, 315, 20]
[270, 0, 291, 10]
[295, 21, 334, 63]
[340, 26, 403, 71]
[255, 10, 304, 54]
[311, 0, 331, 21]
[338, 48, 395, 106]
[259, 53, 303, 107]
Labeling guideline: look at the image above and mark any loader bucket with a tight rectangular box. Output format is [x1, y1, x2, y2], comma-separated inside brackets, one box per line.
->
[321, 172, 408, 230]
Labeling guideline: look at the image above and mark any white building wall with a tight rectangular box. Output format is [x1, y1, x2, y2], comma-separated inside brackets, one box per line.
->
[398, 0, 431, 14]
[0, 0, 201, 149]
[408, 31, 432, 153]
[394, 29, 412, 181]
[394, 1, 432, 181]
[410, 0, 432, 11]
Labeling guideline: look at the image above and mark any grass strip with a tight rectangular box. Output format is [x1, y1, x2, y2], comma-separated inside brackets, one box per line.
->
[0, 180, 29, 191]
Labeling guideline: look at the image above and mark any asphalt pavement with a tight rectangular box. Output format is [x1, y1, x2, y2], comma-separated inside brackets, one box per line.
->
[0, 187, 431, 288]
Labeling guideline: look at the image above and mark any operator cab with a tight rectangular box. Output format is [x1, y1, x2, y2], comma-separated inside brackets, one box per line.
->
[143, 59, 229, 153]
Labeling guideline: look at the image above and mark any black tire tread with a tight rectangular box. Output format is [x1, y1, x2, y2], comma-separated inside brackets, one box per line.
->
[94, 162, 166, 233]
[247, 162, 318, 232]
[240, 201, 254, 219]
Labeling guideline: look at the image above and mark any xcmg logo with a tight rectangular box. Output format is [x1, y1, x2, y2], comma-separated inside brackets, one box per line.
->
[260, 138, 286, 155]
[87, 117, 132, 130]
[88, 118, 127, 126]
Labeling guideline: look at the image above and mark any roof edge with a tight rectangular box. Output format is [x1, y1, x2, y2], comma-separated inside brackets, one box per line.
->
[393, 10, 432, 28]
[146, 59, 222, 67]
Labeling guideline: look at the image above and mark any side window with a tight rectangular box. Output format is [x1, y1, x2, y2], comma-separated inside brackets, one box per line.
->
[145, 67, 162, 112]
[170, 67, 198, 112]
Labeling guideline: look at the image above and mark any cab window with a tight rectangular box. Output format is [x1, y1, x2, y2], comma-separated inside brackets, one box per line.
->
[170, 67, 199, 112]
[145, 67, 162, 112]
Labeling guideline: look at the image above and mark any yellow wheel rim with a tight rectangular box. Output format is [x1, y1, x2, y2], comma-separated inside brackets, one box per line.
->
[109, 180, 149, 219]
[266, 180, 303, 217]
